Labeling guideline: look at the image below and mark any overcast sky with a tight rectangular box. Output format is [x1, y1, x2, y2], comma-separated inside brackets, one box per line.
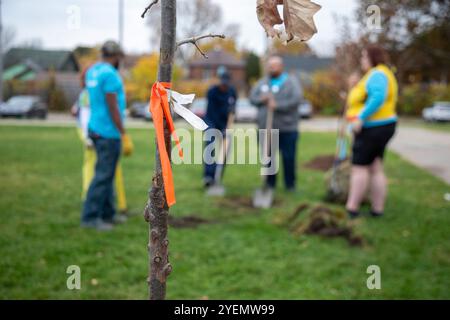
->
[3, 0, 359, 57]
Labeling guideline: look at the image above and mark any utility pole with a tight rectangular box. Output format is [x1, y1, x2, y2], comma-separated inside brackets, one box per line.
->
[118, 0, 124, 47]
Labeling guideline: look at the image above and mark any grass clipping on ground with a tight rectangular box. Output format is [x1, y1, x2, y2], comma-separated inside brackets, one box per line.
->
[272, 202, 364, 246]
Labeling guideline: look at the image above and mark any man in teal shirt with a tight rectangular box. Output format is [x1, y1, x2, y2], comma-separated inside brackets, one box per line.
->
[81, 40, 132, 231]
[250, 56, 302, 191]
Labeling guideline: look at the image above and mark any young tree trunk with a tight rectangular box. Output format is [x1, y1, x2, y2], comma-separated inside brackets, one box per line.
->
[145, 0, 177, 300]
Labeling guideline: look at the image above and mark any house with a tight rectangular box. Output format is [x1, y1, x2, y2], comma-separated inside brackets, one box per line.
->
[188, 49, 246, 89]
[281, 54, 334, 84]
[4, 48, 79, 73]
[3, 48, 80, 106]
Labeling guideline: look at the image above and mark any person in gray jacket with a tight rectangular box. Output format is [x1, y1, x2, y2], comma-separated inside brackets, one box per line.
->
[249, 55, 302, 191]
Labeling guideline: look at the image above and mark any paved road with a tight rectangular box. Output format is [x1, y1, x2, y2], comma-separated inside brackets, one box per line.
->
[1, 114, 449, 184]
[389, 127, 450, 185]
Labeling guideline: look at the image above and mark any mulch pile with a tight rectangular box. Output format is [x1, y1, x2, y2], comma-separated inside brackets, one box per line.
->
[272, 202, 364, 246]
[304, 155, 336, 172]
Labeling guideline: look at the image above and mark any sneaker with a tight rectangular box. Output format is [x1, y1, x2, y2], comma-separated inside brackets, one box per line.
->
[81, 219, 114, 231]
[347, 209, 361, 219]
[204, 177, 214, 188]
[96, 221, 114, 231]
[370, 210, 384, 218]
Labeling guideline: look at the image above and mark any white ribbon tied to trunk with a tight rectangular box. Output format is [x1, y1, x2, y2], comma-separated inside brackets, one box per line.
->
[169, 90, 209, 131]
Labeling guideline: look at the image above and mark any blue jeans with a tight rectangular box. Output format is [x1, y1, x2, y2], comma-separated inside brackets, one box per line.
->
[203, 127, 226, 182]
[82, 134, 121, 223]
[267, 131, 299, 189]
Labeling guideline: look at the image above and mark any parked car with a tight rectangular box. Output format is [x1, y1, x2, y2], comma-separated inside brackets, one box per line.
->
[144, 108, 152, 121]
[129, 102, 148, 119]
[298, 100, 313, 119]
[189, 97, 207, 119]
[422, 101, 450, 122]
[0, 95, 48, 119]
[129, 101, 152, 121]
[189, 98, 258, 123]
[235, 98, 257, 123]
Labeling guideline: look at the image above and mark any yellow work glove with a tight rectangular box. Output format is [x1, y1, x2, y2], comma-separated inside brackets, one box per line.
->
[121, 133, 134, 157]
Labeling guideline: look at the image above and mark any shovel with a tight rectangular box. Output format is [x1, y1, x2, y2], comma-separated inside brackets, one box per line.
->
[207, 114, 234, 197]
[330, 100, 350, 193]
[253, 109, 274, 209]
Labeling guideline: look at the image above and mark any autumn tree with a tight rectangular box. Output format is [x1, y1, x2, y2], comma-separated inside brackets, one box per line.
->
[355, 0, 450, 83]
[145, 0, 222, 51]
[271, 37, 313, 55]
[245, 52, 262, 86]
[126, 54, 181, 102]
[74, 46, 100, 70]
[197, 37, 240, 58]
[194, 23, 242, 57]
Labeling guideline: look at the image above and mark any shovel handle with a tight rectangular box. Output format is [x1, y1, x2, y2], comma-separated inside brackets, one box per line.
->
[218, 113, 234, 164]
[215, 113, 235, 182]
[264, 109, 274, 159]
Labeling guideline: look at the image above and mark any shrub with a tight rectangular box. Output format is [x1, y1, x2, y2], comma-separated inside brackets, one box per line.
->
[45, 74, 68, 111]
[304, 69, 450, 116]
[398, 83, 450, 115]
[303, 70, 343, 115]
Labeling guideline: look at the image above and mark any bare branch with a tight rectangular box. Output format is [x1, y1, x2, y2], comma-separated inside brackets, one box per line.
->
[177, 33, 226, 46]
[193, 41, 208, 59]
[177, 33, 226, 59]
[141, 0, 159, 18]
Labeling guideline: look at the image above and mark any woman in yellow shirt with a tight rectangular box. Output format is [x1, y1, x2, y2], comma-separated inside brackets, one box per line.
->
[345, 46, 398, 218]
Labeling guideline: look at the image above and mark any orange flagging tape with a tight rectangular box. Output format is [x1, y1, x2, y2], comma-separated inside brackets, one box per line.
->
[149, 82, 183, 207]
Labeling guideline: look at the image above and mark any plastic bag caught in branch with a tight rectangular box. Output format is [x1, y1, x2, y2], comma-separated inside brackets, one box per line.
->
[256, 0, 321, 43]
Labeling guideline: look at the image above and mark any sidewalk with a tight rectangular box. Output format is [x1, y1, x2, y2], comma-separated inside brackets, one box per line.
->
[1, 114, 449, 184]
[389, 126, 450, 185]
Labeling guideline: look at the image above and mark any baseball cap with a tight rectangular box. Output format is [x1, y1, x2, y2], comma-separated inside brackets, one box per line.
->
[217, 66, 231, 85]
[101, 40, 124, 58]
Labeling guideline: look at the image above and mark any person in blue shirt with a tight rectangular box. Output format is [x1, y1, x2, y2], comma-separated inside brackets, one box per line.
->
[203, 68, 237, 187]
[81, 40, 133, 231]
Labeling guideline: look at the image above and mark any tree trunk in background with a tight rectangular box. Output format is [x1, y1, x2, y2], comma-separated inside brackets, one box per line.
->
[0, 0, 4, 102]
[145, 0, 176, 300]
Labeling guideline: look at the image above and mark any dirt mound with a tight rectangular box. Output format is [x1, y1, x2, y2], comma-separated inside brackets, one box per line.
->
[324, 159, 351, 204]
[168, 215, 212, 228]
[272, 202, 364, 247]
[304, 155, 336, 172]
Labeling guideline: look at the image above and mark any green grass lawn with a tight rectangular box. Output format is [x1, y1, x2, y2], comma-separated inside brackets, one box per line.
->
[0, 125, 449, 299]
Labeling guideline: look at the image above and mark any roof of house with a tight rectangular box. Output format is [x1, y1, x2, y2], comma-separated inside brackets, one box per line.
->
[4, 48, 80, 72]
[281, 54, 334, 73]
[189, 49, 245, 68]
[2, 62, 40, 81]
[2, 64, 29, 80]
